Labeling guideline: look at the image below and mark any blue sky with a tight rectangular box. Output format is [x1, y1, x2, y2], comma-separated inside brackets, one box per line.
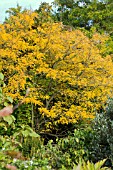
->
[0, 0, 53, 23]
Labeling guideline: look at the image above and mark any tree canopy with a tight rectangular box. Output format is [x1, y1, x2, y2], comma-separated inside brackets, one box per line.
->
[1, 9, 113, 131]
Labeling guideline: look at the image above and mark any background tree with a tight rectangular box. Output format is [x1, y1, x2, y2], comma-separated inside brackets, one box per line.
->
[53, 0, 113, 35]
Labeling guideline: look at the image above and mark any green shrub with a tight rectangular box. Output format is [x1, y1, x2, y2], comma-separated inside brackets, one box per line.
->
[32, 128, 93, 169]
[87, 98, 113, 167]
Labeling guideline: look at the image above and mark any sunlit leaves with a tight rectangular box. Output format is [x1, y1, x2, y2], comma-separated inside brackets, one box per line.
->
[1, 10, 113, 128]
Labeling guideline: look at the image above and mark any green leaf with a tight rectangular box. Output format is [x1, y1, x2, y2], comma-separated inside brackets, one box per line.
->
[3, 115, 15, 125]
[29, 131, 39, 137]
[4, 102, 8, 106]
[13, 132, 20, 138]
[0, 73, 4, 80]
[7, 96, 13, 103]
[0, 87, 2, 93]
[94, 159, 106, 170]
[22, 130, 30, 137]
[75, 138, 79, 143]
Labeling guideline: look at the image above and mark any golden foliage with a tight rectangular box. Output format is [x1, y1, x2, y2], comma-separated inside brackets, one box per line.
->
[1, 11, 113, 128]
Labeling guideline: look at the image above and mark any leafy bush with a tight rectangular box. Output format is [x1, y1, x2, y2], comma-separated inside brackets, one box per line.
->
[28, 128, 93, 169]
[87, 98, 113, 167]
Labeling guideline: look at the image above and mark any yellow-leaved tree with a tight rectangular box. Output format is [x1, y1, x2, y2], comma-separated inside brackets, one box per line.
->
[0, 10, 113, 131]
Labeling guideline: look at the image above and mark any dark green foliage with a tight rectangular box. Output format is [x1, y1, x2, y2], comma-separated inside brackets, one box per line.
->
[88, 98, 113, 166]
[89, 114, 111, 162]
[53, 0, 113, 34]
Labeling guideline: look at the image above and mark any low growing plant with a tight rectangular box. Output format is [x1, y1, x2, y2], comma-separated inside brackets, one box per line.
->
[73, 159, 111, 170]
